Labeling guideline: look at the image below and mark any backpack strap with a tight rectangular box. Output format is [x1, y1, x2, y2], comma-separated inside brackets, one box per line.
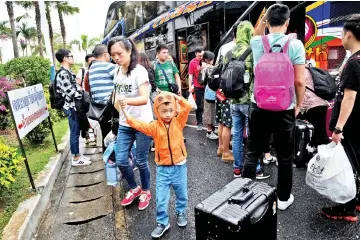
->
[283, 35, 293, 53]
[238, 47, 252, 61]
[261, 35, 271, 53]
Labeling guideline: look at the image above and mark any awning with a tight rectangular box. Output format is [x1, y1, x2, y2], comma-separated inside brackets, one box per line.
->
[102, 1, 218, 44]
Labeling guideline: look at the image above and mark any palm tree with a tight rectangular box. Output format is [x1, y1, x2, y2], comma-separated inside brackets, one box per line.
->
[16, 1, 44, 57]
[0, 21, 11, 63]
[33, 1, 44, 57]
[80, 34, 88, 54]
[68, 39, 80, 50]
[45, 2, 56, 64]
[19, 39, 27, 56]
[16, 23, 36, 56]
[56, 2, 79, 48]
[5, 1, 20, 58]
[88, 37, 101, 53]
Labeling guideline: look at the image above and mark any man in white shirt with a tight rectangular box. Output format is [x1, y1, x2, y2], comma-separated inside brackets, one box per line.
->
[215, 28, 237, 64]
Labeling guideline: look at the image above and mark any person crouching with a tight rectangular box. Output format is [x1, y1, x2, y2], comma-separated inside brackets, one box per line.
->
[119, 91, 192, 238]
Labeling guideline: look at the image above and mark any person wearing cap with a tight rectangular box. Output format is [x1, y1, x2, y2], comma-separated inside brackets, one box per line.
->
[119, 91, 192, 238]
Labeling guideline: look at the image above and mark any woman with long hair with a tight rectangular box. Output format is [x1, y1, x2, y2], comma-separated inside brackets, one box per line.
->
[138, 51, 156, 93]
[108, 36, 153, 210]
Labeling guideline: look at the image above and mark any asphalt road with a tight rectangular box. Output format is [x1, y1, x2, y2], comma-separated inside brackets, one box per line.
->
[122, 114, 360, 240]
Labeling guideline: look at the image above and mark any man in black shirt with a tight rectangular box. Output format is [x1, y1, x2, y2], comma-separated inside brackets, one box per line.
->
[322, 14, 360, 222]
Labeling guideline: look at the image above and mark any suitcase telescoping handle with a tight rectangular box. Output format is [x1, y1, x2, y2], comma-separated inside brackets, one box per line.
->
[228, 187, 253, 204]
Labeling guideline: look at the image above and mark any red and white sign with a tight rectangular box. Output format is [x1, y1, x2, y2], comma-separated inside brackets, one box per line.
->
[7, 84, 49, 139]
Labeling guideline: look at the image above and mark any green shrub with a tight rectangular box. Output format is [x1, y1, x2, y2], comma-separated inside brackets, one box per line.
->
[0, 137, 23, 189]
[4, 56, 51, 86]
[25, 121, 50, 145]
[0, 64, 5, 77]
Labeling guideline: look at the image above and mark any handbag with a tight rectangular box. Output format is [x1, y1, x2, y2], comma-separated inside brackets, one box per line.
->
[88, 96, 113, 122]
[216, 89, 227, 102]
[88, 69, 119, 122]
[157, 62, 179, 94]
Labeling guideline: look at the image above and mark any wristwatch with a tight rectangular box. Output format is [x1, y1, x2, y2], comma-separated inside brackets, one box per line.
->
[334, 127, 343, 134]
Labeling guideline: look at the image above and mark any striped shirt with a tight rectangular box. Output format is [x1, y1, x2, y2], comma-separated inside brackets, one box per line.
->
[88, 61, 118, 104]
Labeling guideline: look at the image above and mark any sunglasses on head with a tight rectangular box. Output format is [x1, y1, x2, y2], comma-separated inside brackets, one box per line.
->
[157, 95, 172, 103]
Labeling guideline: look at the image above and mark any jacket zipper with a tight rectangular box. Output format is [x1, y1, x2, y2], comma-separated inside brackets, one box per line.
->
[164, 123, 174, 165]
[158, 152, 161, 162]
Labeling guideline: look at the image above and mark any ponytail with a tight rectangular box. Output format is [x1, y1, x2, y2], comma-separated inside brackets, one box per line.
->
[108, 36, 139, 76]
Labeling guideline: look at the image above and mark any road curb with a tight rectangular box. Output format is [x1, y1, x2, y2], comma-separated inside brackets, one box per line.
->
[2, 131, 70, 240]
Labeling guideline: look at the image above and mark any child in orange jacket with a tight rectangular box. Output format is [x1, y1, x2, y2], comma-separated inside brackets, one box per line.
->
[119, 91, 192, 238]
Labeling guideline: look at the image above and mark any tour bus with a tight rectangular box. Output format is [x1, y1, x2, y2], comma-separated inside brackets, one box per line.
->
[102, 1, 359, 82]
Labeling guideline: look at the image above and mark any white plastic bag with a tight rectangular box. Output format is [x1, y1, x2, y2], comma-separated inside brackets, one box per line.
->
[104, 131, 116, 147]
[306, 142, 356, 203]
[188, 94, 197, 110]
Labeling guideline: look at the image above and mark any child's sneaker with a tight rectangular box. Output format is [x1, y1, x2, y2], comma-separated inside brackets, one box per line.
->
[121, 187, 142, 206]
[72, 157, 91, 166]
[138, 192, 151, 210]
[151, 223, 170, 238]
[176, 212, 187, 227]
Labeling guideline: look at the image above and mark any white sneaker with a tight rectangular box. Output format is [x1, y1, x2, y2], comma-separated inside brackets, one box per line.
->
[72, 157, 92, 166]
[206, 132, 219, 140]
[278, 194, 294, 210]
[80, 155, 91, 162]
[263, 155, 277, 165]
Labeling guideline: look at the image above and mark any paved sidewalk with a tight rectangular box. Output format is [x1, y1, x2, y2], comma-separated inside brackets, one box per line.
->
[35, 138, 124, 240]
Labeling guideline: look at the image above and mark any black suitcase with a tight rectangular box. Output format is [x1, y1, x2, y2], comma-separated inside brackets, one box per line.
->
[294, 119, 314, 168]
[195, 178, 277, 240]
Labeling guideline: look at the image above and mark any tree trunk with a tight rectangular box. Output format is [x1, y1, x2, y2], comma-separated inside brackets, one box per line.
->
[46, 3, 55, 64]
[34, 1, 44, 57]
[57, 3, 66, 49]
[6, 1, 20, 58]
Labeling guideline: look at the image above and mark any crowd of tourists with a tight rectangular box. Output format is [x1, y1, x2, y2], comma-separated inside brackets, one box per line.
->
[51, 3, 360, 238]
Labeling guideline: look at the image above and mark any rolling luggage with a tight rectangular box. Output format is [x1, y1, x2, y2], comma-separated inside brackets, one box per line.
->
[294, 119, 314, 168]
[195, 178, 277, 240]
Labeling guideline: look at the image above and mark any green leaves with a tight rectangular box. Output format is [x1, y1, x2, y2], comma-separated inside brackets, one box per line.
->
[0, 138, 23, 189]
[4, 56, 51, 86]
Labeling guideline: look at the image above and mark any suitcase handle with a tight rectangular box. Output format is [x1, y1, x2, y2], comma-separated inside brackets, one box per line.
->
[229, 188, 253, 204]
[250, 199, 269, 224]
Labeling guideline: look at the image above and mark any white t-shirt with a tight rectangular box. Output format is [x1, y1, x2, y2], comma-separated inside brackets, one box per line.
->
[216, 40, 236, 64]
[114, 64, 153, 127]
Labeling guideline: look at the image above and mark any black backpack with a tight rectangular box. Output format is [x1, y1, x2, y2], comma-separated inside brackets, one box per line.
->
[49, 69, 70, 110]
[219, 47, 252, 99]
[207, 55, 225, 91]
[306, 67, 336, 100]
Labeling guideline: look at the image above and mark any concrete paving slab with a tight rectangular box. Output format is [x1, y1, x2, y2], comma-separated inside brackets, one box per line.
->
[57, 195, 113, 224]
[37, 214, 115, 240]
[86, 153, 103, 162]
[66, 171, 105, 188]
[62, 183, 112, 203]
[81, 147, 102, 155]
[70, 160, 104, 174]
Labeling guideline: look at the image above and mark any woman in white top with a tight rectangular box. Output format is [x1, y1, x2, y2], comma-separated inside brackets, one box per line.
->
[108, 36, 153, 210]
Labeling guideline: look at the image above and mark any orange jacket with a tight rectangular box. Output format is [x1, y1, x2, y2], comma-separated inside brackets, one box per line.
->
[127, 92, 192, 165]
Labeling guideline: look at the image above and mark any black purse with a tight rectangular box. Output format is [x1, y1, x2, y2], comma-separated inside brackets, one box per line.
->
[158, 62, 179, 94]
[88, 95, 113, 122]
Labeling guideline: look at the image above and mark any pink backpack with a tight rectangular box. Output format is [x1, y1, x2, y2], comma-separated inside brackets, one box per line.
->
[254, 35, 295, 111]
